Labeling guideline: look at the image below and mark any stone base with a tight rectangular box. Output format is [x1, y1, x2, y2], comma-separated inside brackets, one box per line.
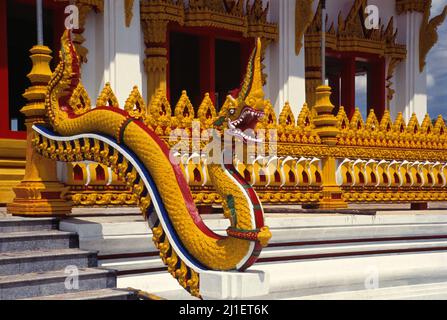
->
[316, 201, 349, 210]
[0, 182, 21, 205]
[199, 270, 270, 300]
[316, 187, 348, 209]
[0, 161, 26, 205]
[7, 181, 72, 217]
[0, 140, 26, 205]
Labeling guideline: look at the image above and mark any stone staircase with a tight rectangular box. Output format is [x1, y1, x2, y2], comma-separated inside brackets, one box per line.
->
[59, 210, 447, 300]
[0, 217, 137, 300]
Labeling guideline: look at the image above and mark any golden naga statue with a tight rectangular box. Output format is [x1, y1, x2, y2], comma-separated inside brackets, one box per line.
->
[33, 30, 271, 298]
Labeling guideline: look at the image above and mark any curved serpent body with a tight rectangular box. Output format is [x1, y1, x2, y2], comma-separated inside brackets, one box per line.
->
[34, 31, 271, 297]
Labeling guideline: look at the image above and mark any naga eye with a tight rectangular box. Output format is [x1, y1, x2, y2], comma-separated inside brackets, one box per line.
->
[229, 109, 236, 115]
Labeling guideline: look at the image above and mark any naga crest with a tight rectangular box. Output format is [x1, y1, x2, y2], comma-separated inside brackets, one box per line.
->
[216, 38, 266, 143]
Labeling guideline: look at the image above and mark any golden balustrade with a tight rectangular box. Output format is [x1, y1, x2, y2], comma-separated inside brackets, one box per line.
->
[56, 81, 447, 209]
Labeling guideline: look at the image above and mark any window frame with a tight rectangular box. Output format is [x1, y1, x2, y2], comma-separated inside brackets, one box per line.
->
[0, 0, 65, 140]
[167, 23, 255, 107]
[0, 0, 23, 139]
[326, 49, 386, 120]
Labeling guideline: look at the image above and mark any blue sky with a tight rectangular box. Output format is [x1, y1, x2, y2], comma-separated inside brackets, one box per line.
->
[427, 0, 447, 118]
[355, 0, 447, 119]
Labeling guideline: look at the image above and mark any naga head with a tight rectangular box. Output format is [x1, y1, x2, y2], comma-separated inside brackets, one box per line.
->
[215, 38, 266, 143]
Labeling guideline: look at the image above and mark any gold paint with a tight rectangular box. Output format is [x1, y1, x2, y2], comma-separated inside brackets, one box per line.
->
[419, 1, 447, 72]
[173, 91, 195, 129]
[7, 46, 71, 216]
[124, 0, 135, 27]
[396, 0, 427, 14]
[245, 38, 265, 110]
[0, 140, 26, 204]
[96, 83, 119, 107]
[197, 93, 218, 129]
[70, 81, 92, 115]
[312, 86, 346, 209]
[125, 86, 147, 121]
[295, 0, 314, 55]
[145, 48, 169, 104]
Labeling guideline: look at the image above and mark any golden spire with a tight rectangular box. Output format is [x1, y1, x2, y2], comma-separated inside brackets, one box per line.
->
[238, 38, 265, 110]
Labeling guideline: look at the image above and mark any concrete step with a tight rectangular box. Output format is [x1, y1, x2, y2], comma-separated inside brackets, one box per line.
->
[57, 212, 447, 300]
[0, 230, 78, 252]
[99, 238, 447, 276]
[0, 218, 58, 233]
[100, 257, 164, 276]
[117, 271, 190, 299]
[287, 282, 447, 300]
[128, 251, 447, 300]
[260, 239, 447, 261]
[60, 214, 447, 257]
[269, 222, 447, 244]
[0, 249, 98, 276]
[24, 288, 137, 301]
[0, 268, 117, 300]
[258, 251, 447, 299]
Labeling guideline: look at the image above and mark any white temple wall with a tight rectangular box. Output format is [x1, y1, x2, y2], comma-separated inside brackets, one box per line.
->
[82, 0, 146, 106]
[83, 11, 103, 102]
[394, 12, 427, 122]
[266, 0, 307, 116]
[80, 0, 428, 123]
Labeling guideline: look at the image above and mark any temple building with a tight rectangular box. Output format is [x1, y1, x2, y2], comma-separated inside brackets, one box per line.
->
[2, 0, 447, 301]
[1, 0, 445, 205]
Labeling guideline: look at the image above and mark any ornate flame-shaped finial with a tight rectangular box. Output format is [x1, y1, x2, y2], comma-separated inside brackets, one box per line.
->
[238, 38, 265, 110]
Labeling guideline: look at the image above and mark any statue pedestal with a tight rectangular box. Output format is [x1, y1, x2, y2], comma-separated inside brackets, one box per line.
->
[199, 270, 270, 300]
[7, 45, 72, 217]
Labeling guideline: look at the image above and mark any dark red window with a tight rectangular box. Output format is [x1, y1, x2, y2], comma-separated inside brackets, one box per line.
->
[95, 165, 106, 181]
[168, 25, 254, 111]
[326, 50, 386, 120]
[0, 0, 65, 139]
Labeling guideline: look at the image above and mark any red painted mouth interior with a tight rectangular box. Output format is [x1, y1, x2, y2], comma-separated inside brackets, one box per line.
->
[231, 107, 265, 131]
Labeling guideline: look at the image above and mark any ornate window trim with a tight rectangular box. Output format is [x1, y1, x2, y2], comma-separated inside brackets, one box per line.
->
[396, 0, 427, 14]
[140, 0, 278, 103]
[304, 0, 407, 109]
[295, 0, 314, 56]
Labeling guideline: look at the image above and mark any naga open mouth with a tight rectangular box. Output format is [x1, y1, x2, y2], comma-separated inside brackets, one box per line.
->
[227, 106, 264, 143]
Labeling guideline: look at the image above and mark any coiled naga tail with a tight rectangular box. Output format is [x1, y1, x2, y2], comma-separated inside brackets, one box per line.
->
[33, 31, 271, 298]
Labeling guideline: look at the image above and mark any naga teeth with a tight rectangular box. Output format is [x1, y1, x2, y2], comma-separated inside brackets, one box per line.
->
[228, 128, 262, 143]
[231, 110, 264, 126]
